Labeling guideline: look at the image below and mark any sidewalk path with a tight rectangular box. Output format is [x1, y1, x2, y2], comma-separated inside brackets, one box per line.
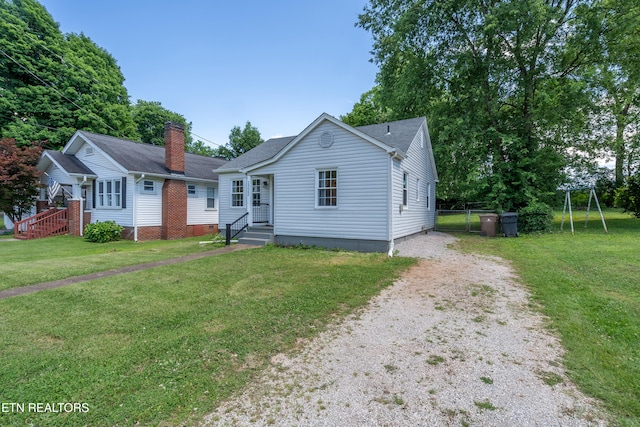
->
[0, 244, 257, 300]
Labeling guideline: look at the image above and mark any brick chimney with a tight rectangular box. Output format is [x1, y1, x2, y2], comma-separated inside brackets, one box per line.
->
[162, 121, 187, 239]
[164, 121, 185, 174]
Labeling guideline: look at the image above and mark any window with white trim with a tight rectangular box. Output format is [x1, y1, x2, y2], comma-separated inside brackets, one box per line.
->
[97, 179, 122, 208]
[317, 169, 337, 207]
[252, 179, 261, 206]
[402, 172, 408, 206]
[427, 183, 431, 210]
[141, 180, 155, 194]
[187, 184, 197, 197]
[206, 187, 216, 209]
[231, 180, 244, 207]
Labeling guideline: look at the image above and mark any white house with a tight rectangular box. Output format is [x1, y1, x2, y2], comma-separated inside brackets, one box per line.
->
[215, 113, 438, 253]
[32, 123, 227, 240]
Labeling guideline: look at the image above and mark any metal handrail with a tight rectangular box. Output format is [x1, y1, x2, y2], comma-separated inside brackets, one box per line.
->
[225, 212, 249, 245]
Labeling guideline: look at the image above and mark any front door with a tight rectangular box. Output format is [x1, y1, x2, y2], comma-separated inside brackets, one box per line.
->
[252, 178, 269, 223]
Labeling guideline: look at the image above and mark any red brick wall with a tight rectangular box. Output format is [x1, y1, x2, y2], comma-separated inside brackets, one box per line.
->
[187, 224, 218, 237]
[162, 179, 187, 239]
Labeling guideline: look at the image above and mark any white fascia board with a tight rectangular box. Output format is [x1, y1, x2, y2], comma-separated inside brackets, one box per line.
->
[65, 131, 129, 174]
[243, 112, 402, 173]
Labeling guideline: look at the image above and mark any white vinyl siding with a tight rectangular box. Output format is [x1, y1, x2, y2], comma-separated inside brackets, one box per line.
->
[186, 183, 219, 225]
[251, 122, 390, 241]
[73, 141, 133, 226]
[217, 173, 247, 227]
[392, 122, 436, 238]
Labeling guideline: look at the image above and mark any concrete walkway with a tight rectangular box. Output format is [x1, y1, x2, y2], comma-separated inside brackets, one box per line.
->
[0, 244, 258, 300]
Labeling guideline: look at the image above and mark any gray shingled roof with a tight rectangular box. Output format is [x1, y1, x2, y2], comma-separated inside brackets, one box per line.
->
[78, 131, 227, 180]
[215, 136, 296, 172]
[44, 150, 96, 176]
[215, 116, 426, 173]
[356, 116, 426, 154]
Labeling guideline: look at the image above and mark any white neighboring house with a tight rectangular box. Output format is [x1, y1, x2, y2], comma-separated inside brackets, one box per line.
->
[33, 122, 227, 240]
[215, 113, 438, 253]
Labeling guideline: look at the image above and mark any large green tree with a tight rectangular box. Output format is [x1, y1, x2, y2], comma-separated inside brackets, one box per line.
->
[358, 0, 599, 209]
[214, 121, 263, 160]
[0, 0, 137, 148]
[131, 100, 193, 146]
[587, 0, 640, 185]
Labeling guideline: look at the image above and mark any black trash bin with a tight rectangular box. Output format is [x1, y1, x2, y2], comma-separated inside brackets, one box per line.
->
[500, 212, 518, 237]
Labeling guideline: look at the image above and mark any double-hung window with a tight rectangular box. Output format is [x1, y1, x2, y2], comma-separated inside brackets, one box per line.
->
[206, 187, 216, 209]
[97, 178, 122, 208]
[403, 173, 408, 206]
[231, 180, 244, 207]
[317, 169, 337, 207]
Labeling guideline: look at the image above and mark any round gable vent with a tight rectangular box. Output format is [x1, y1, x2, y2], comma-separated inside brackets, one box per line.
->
[319, 131, 334, 148]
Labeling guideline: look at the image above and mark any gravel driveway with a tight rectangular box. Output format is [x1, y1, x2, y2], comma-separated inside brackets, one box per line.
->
[203, 232, 607, 426]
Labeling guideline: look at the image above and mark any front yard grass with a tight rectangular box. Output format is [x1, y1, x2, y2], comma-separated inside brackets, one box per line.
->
[0, 235, 226, 291]
[0, 244, 414, 426]
[456, 209, 640, 426]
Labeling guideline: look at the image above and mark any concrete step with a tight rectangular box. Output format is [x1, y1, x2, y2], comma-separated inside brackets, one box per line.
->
[238, 226, 274, 246]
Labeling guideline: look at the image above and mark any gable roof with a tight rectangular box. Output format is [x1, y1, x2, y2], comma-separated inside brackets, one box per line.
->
[61, 131, 227, 181]
[215, 113, 428, 173]
[39, 150, 97, 178]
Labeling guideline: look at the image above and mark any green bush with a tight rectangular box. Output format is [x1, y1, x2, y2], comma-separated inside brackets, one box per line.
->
[518, 202, 554, 233]
[84, 220, 124, 243]
[615, 174, 640, 218]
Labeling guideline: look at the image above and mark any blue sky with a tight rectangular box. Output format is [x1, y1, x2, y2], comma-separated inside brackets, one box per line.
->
[38, 0, 378, 148]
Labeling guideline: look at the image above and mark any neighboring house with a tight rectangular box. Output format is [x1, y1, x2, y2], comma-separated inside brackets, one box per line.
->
[216, 113, 438, 253]
[34, 122, 227, 240]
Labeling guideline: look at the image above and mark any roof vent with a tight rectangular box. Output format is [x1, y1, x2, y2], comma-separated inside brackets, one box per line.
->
[386, 125, 390, 135]
[319, 131, 334, 148]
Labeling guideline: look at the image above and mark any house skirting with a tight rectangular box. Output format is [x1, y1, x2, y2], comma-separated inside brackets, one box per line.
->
[275, 235, 389, 253]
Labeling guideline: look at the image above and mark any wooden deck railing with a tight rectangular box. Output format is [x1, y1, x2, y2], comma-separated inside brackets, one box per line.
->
[14, 208, 69, 240]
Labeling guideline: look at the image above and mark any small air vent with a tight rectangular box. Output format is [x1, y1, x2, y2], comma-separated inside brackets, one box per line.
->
[85, 147, 94, 156]
[319, 131, 334, 148]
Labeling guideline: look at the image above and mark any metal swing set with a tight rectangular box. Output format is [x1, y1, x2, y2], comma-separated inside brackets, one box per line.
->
[560, 185, 608, 234]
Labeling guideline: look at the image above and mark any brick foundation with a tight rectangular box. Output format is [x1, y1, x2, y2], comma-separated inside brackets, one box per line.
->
[187, 224, 218, 237]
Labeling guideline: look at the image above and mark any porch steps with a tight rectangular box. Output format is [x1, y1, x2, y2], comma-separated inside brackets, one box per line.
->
[238, 226, 274, 246]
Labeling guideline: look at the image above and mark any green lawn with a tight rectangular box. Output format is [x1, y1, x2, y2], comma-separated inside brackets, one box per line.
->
[456, 209, 640, 426]
[0, 235, 227, 291]
[0, 242, 414, 426]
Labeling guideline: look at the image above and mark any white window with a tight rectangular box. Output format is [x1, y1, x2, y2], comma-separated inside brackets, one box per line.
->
[317, 169, 337, 207]
[187, 184, 197, 197]
[141, 180, 155, 194]
[97, 179, 122, 208]
[427, 183, 431, 210]
[252, 179, 261, 206]
[207, 187, 216, 209]
[403, 173, 408, 206]
[231, 180, 244, 207]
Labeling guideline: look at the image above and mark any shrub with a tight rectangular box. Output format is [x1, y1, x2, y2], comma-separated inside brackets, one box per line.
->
[84, 220, 124, 243]
[615, 174, 640, 218]
[518, 202, 553, 233]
